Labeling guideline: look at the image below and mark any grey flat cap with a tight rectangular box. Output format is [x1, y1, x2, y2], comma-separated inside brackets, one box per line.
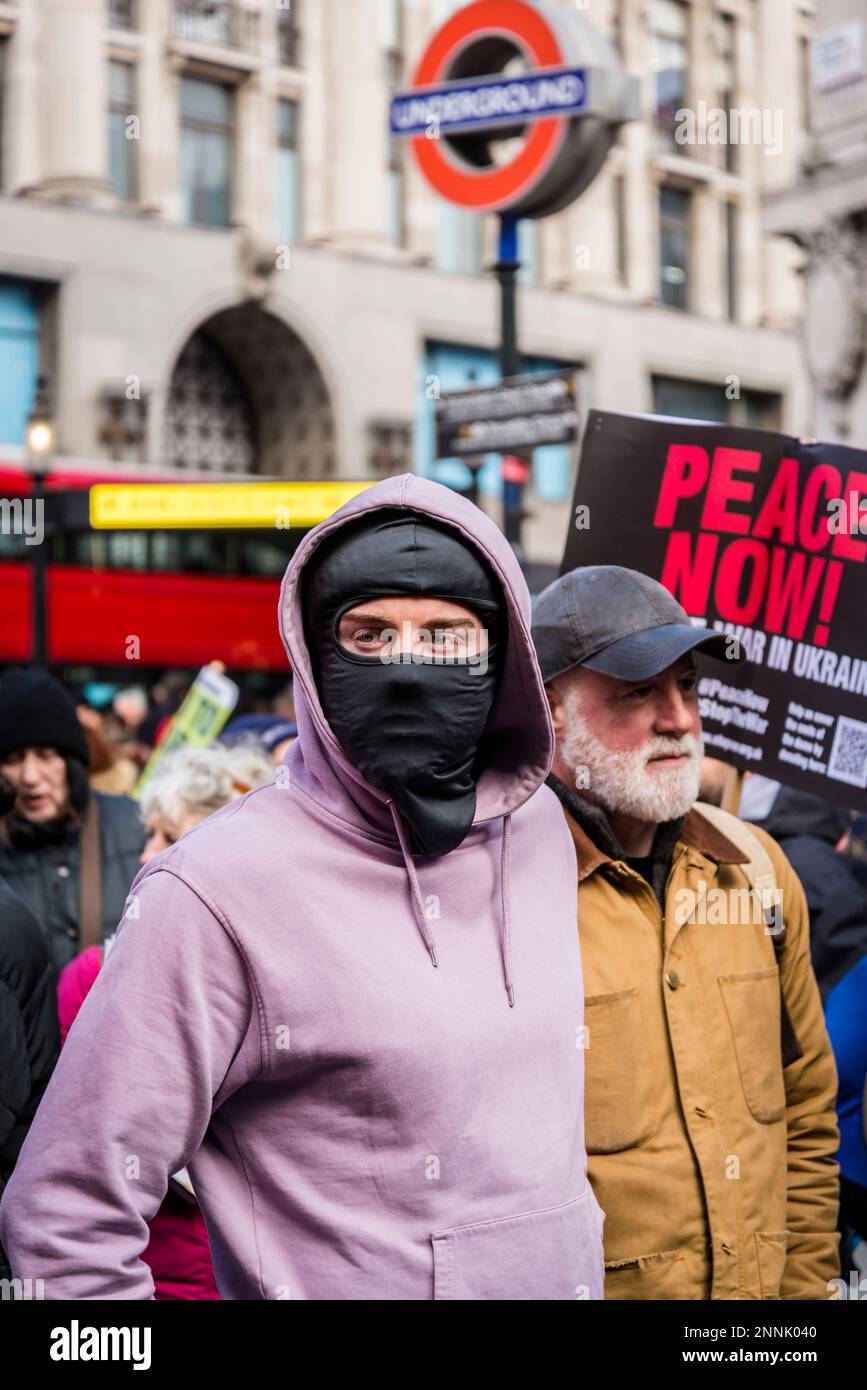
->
[531, 565, 744, 684]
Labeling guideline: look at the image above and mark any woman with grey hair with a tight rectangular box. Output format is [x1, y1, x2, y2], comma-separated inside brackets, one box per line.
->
[139, 743, 275, 866]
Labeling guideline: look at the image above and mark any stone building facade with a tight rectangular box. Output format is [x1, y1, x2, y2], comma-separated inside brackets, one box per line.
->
[0, 0, 815, 564]
[765, 0, 867, 449]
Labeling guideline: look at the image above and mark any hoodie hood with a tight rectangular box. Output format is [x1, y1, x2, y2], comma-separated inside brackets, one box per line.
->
[278, 473, 553, 843]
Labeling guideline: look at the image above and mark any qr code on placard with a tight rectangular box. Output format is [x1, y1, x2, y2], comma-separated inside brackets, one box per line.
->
[828, 715, 867, 789]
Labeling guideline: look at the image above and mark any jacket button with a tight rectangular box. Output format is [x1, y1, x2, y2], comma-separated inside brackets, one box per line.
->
[665, 969, 681, 989]
[67, 926, 76, 938]
[57, 865, 70, 878]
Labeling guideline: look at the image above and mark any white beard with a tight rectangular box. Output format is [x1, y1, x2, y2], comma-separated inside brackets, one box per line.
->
[560, 685, 703, 824]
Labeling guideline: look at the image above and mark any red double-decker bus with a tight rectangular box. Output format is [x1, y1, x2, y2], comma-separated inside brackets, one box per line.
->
[0, 462, 369, 683]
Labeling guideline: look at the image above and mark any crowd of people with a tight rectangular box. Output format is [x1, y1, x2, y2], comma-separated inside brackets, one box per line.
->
[0, 472, 864, 1301]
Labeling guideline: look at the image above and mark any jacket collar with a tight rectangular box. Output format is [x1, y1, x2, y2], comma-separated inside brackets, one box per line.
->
[546, 775, 748, 883]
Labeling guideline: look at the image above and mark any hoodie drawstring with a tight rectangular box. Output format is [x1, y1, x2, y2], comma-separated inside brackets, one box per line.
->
[388, 800, 439, 968]
[500, 811, 514, 1008]
[387, 800, 514, 1008]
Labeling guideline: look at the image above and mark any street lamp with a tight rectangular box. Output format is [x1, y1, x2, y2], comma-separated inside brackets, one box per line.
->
[26, 376, 56, 462]
[25, 375, 55, 668]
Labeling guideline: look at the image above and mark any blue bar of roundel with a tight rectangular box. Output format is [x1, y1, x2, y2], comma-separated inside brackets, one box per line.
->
[389, 68, 587, 138]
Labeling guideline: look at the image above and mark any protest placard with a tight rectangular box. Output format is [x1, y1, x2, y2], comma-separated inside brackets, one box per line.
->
[561, 410, 867, 808]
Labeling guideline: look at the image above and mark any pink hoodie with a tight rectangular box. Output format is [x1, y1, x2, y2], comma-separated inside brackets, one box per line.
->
[0, 473, 603, 1300]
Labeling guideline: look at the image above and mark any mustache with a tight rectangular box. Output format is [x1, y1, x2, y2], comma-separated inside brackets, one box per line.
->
[641, 734, 701, 760]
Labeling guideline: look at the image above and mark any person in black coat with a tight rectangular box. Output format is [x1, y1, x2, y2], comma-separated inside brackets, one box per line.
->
[751, 781, 867, 1284]
[0, 772, 60, 1282]
[0, 671, 145, 974]
[752, 783, 866, 1001]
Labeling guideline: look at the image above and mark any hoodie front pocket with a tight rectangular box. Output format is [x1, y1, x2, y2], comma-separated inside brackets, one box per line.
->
[718, 969, 786, 1124]
[431, 1188, 604, 1301]
[583, 988, 658, 1153]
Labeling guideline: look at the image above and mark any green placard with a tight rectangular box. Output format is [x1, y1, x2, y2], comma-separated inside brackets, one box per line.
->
[133, 664, 239, 801]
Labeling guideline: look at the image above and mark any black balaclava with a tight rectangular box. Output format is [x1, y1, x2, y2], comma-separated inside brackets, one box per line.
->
[303, 510, 505, 858]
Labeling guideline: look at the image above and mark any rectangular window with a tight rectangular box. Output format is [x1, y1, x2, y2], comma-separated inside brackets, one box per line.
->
[615, 173, 628, 281]
[716, 11, 736, 172]
[799, 34, 811, 134]
[108, 60, 137, 203]
[0, 278, 41, 446]
[0, 38, 7, 191]
[383, 3, 405, 248]
[108, 0, 137, 28]
[652, 376, 782, 429]
[653, 375, 728, 423]
[736, 388, 782, 431]
[277, 2, 301, 67]
[651, 0, 688, 154]
[659, 184, 690, 309]
[275, 98, 300, 244]
[54, 531, 149, 572]
[387, 135, 405, 247]
[724, 200, 737, 321]
[179, 77, 233, 228]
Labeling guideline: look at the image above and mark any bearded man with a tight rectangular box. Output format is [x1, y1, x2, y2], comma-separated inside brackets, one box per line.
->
[532, 565, 840, 1301]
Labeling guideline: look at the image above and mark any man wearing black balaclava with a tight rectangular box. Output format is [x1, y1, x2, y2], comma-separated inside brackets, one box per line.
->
[1, 477, 603, 1302]
[303, 509, 503, 859]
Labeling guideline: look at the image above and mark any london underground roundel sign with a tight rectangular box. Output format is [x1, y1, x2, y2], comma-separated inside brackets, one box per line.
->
[389, 0, 640, 218]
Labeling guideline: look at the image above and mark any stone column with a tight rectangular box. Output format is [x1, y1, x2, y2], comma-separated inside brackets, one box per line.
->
[692, 183, 724, 320]
[621, 0, 657, 301]
[136, 0, 173, 213]
[756, 0, 804, 330]
[321, 0, 389, 251]
[234, 73, 267, 241]
[756, 0, 798, 193]
[37, 0, 111, 200]
[2, 0, 41, 191]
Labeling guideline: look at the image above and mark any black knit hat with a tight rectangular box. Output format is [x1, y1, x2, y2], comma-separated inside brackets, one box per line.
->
[0, 670, 90, 766]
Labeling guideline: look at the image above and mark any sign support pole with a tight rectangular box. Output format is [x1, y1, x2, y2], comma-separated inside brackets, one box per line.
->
[495, 214, 526, 556]
[496, 214, 521, 378]
[32, 469, 48, 668]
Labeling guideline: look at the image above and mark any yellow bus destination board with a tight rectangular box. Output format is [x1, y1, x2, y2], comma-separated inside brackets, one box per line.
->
[89, 481, 372, 530]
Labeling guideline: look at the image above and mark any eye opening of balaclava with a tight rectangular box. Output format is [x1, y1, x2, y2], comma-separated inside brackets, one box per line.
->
[302, 509, 506, 857]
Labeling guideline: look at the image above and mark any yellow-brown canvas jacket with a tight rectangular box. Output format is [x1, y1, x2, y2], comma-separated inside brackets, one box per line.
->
[565, 802, 841, 1300]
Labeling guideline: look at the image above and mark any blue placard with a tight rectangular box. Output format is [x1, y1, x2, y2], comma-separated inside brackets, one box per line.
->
[390, 67, 587, 138]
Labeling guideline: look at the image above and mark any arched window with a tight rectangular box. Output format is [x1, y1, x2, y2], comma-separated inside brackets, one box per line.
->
[164, 329, 256, 472]
[163, 307, 335, 477]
